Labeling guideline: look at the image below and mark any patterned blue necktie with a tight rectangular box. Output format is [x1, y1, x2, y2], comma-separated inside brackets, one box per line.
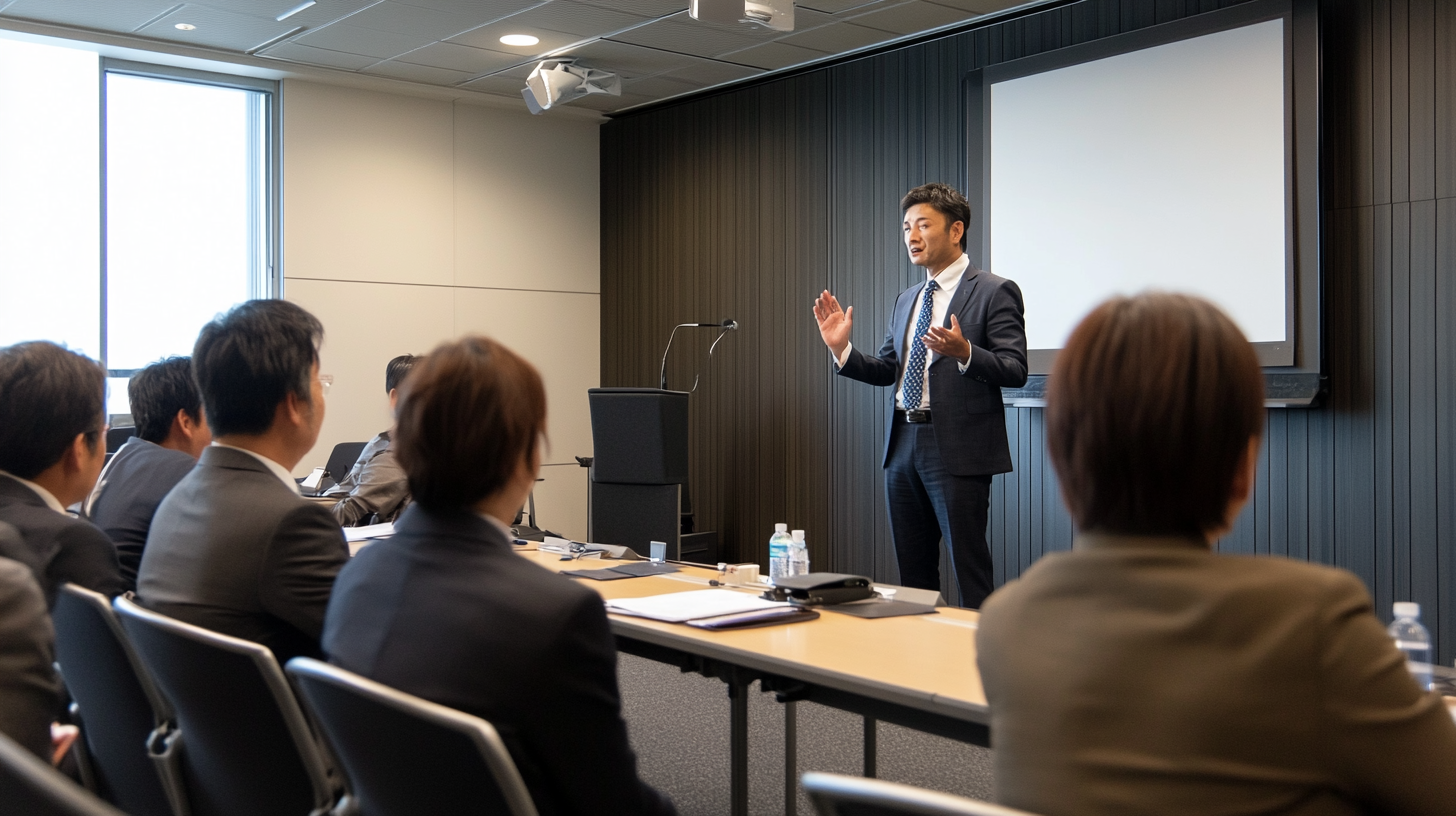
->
[901, 279, 938, 410]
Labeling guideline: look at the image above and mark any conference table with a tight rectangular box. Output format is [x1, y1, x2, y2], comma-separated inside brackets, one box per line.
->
[518, 550, 990, 816]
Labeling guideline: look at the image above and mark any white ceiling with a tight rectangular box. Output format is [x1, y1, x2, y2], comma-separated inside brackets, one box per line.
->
[0, 0, 1028, 114]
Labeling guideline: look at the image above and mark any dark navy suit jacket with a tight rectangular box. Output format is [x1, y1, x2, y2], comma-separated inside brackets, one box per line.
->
[838, 262, 1028, 476]
[0, 476, 124, 607]
[323, 506, 676, 816]
[85, 437, 196, 592]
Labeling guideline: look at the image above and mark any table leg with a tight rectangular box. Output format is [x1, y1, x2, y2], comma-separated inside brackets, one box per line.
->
[863, 716, 877, 778]
[784, 699, 797, 816]
[729, 677, 750, 816]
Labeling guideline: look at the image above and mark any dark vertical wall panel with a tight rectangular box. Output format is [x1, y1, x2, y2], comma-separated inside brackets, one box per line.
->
[601, 0, 1456, 658]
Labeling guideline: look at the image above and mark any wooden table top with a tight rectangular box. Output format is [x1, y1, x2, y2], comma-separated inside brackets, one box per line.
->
[519, 550, 989, 723]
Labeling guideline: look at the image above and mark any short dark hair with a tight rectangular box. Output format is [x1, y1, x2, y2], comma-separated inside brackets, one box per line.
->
[394, 336, 545, 512]
[129, 357, 202, 444]
[192, 300, 323, 437]
[385, 354, 417, 394]
[0, 342, 106, 479]
[901, 183, 971, 250]
[1046, 293, 1265, 538]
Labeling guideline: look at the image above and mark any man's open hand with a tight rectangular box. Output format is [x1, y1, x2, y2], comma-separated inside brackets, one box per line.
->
[814, 290, 854, 358]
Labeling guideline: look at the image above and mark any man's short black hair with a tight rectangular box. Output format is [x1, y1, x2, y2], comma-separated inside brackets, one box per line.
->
[0, 342, 106, 479]
[385, 354, 417, 394]
[193, 300, 324, 437]
[129, 357, 202, 444]
[901, 183, 972, 251]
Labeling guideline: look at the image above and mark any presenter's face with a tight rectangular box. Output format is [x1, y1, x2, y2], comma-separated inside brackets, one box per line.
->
[903, 204, 963, 272]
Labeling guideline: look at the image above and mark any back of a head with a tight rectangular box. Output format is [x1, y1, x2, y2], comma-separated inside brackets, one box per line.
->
[129, 357, 201, 444]
[384, 354, 417, 394]
[192, 300, 323, 438]
[0, 342, 106, 480]
[1046, 293, 1264, 538]
[393, 337, 545, 512]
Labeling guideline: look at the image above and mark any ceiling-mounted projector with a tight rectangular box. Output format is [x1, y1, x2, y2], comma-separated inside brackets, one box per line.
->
[521, 59, 621, 114]
[690, 0, 793, 31]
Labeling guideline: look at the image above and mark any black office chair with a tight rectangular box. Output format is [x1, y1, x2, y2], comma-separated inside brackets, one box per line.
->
[0, 730, 128, 816]
[105, 426, 136, 454]
[285, 657, 538, 816]
[113, 597, 338, 816]
[802, 773, 1042, 816]
[52, 585, 185, 816]
[325, 442, 367, 483]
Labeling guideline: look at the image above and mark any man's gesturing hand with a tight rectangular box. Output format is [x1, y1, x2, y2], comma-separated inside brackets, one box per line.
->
[924, 314, 971, 364]
[813, 290, 853, 358]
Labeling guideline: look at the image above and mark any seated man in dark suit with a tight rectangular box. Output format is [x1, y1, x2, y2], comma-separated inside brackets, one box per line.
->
[977, 293, 1456, 816]
[0, 341, 124, 605]
[85, 356, 211, 591]
[323, 353, 416, 527]
[0, 524, 60, 761]
[137, 300, 348, 664]
[323, 337, 676, 816]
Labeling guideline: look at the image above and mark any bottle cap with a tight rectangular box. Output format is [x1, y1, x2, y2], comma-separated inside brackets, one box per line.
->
[791, 529, 805, 542]
[1394, 601, 1420, 619]
[774, 523, 787, 533]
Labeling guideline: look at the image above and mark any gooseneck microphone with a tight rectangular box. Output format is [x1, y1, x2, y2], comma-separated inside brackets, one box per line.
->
[660, 319, 738, 391]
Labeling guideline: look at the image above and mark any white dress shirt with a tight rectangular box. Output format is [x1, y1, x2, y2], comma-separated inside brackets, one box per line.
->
[212, 443, 301, 494]
[0, 471, 67, 515]
[836, 253, 973, 410]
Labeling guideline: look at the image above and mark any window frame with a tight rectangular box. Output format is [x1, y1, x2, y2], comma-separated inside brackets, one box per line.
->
[98, 58, 280, 380]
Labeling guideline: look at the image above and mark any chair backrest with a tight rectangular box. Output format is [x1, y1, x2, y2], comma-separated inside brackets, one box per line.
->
[802, 773, 1043, 816]
[112, 596, 336, 816]
[52, 585, 180, 816]
[0, 730, 128, 816]
[285, 657, 538, 816]
[105, 427, 136, 455]
[325, 442, 367, 482]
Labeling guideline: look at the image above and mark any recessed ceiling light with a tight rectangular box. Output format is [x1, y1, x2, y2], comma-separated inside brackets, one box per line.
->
[500, 34, 540, 47]
[174, 23, 196, 30]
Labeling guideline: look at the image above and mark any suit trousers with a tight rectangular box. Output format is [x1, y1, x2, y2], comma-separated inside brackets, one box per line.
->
[885, 418, 994, 608]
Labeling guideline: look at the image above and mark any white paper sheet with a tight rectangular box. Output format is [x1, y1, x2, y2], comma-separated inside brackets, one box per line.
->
[605, 589, 789, 623]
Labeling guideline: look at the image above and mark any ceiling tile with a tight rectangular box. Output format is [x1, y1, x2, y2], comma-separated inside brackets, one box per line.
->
[457, 74, 531, 95]
[608, 14, 763, 58]
[845, 0, 972, 35]
[0, 0, 178, 32]
[717, 40, 826, 70]
[657, 57, 762, 85]
[777, 21, 892, 52]
[402, 0, 541, 18]
[136, 4, 302, 52]
[234, 0, 376, 30]
[798, 0, 891, 12]
[567, 89, 654, 112]
[339, 1, 492, 40]
[554, 39, 699, 78]
[622, 74, 702, 97]
[361, 59, 475, 84]
[259, 41, 379, 69]
[576, 0, 687, 17]
[459, 1, 650, 38]
[295, 22, 433, 58]
[448, 26, 584, 55]
[395, 40, 526, 72]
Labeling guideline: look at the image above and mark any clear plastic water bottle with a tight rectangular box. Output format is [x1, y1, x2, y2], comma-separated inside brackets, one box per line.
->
[788, 529, 810, 577]
[768, 523, 792, 583]
[1388, 601, 1433, 691]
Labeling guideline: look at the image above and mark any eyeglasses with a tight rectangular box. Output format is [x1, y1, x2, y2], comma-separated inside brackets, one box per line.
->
[317, 374, 334, 396]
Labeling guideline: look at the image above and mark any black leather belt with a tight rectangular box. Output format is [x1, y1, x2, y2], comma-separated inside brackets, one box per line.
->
[899, 409, 932, 424]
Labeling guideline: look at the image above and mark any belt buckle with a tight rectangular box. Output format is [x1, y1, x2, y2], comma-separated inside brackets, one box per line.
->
[906, 409, 931, 423]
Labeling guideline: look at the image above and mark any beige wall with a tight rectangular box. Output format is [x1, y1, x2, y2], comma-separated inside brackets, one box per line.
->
[281, 80, 598, 539]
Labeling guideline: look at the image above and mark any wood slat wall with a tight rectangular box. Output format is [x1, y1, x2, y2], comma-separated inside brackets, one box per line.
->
[600, 0, 1456, 661]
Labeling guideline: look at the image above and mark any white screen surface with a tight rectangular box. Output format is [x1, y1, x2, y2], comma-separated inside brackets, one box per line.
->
[990, 18, 1286, 349]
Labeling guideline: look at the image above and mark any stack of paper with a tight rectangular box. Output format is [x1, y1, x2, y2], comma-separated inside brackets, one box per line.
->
[605, 589, 789, 623]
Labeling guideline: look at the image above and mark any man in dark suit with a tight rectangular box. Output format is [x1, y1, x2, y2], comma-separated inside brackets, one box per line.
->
[85, 356, 211, 591]
[0, 526, 60, 761]
[814, 183, 1026, 608]
[0, 341, 124, 605]
[324, 337, 676, 816]
[138, 300, 348, 664]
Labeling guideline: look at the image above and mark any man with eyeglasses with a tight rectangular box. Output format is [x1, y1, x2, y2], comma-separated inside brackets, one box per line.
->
[137, 300, 348, 664]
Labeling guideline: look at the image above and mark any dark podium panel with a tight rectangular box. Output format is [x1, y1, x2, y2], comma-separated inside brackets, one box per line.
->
[588, 388, 689, 484]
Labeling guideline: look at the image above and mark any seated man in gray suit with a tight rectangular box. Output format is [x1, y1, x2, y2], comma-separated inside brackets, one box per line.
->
[323, 353, 416, 527]
[0, 341, 124, 605]
[138, 300, 348, 664]
[85, 356, 211, 591]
